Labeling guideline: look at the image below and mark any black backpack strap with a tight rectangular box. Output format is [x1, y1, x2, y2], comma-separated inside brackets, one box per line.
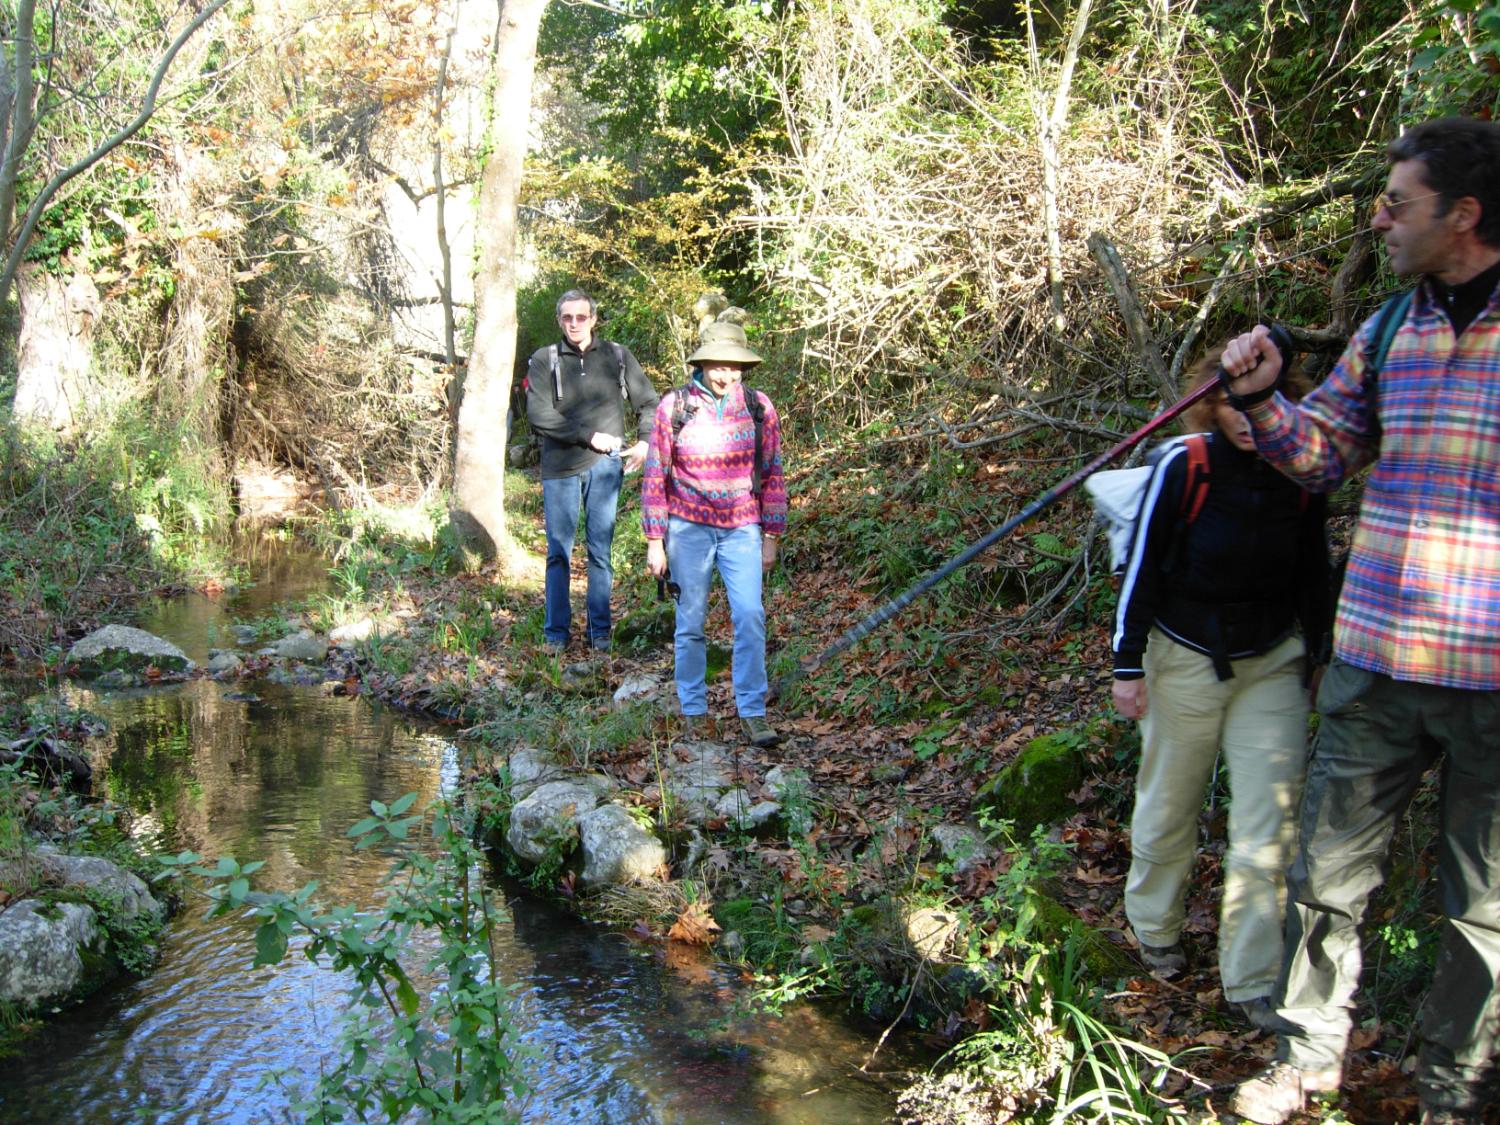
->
[613, 341, 628, 401]
[744, 386, 766, 497]
[1361, 289, 1414, 435]
[664, 384, 696, 485]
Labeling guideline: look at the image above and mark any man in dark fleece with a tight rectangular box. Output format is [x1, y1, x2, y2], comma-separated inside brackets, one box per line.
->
[525, 289, 659, 651]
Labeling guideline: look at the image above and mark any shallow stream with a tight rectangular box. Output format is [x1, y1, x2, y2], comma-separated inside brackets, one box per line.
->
[0, 545, 910, 1123]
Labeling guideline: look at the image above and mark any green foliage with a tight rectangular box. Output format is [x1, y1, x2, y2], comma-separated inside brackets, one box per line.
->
[538, 0, 781, 179]
[161, 795, 531, 1121]
[0, 418, 234, 652]
[915, 938, 1178, 1123]
[1407, 1, 1500, 119]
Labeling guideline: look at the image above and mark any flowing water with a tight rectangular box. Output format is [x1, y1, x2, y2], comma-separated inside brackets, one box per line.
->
[0, 546, 912, 1123]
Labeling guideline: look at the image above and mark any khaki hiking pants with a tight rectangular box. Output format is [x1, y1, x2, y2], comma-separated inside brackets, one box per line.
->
[1126, 631, 1309, 1002]
[1275, 658, 1500, 1114]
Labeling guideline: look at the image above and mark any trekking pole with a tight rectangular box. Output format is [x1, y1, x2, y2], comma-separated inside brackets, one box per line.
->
[773, 342, 1287, 697]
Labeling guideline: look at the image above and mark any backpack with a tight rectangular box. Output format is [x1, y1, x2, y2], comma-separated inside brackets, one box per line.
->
[664, 381, 769, 496]
[544, 341, 629, 403]
[1085, 292, 1413, 573]
[1361, 287, 1414, 433]
[1085, 434, 1212, 573]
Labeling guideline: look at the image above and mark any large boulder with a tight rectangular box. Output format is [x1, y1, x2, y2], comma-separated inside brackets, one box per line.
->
[66, 625, 194, 678]
[576, 805, 668, 887]
[505, 780, 603, 866]
[38, 850, 163, 925]
[0, 900, 102, 1006]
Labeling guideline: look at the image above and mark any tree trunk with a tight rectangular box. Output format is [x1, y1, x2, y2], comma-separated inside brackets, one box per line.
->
[14, 263, 100, 432]
[1032, 0, 1095, 336]
[451, 0, 549, 557]
[0, 0, 37, 247]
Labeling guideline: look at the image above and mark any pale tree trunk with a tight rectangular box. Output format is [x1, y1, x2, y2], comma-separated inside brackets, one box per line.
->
[451, 0, 548, 556]
[1029, 0, 1095, 336]
[0, 0, 37, 246]
[14, 263, 100, 431]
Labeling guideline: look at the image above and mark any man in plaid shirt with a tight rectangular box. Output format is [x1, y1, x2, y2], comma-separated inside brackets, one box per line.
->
[1221, 117, 1500, 1125]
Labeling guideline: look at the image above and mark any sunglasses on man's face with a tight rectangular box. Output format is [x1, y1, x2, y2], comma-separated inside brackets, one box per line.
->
[1370, 190, 1442, 221]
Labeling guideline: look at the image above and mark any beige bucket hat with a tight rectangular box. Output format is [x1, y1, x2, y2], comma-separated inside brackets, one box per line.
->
[687, 321, 762, 367]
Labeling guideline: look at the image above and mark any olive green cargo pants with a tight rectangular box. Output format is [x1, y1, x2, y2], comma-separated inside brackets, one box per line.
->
[1274, 658, 1500, 1113]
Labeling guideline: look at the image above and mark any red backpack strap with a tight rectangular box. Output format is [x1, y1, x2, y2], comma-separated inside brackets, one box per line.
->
[1180, 433, 1212, 523]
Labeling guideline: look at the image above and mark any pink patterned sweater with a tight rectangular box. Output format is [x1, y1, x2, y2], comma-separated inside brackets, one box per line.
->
[641, 380, 787, 540]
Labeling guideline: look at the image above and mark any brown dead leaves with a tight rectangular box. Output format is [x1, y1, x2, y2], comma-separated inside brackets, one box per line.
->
[667, 901, 721, 946]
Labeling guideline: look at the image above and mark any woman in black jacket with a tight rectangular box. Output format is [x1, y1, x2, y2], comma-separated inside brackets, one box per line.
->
[1112, 347, 1332, 1031]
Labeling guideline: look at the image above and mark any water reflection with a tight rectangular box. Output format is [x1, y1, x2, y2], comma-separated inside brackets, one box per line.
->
[0, 556, 911, 1123]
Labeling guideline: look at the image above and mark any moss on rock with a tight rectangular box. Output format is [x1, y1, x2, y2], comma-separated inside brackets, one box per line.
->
[974, 729, 1091, 833]
[1029, 890, 1136, 982]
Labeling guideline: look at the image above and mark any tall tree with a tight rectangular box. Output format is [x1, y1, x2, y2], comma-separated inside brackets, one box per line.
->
[452, 0, 549, 556]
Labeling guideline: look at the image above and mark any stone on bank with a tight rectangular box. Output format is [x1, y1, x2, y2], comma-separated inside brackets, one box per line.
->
[66, 625, 194, 679]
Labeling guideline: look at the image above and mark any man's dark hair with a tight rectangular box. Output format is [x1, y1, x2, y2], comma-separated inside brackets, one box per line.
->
[1388, 116, 1500, 247]
[555, 289, 597, 318]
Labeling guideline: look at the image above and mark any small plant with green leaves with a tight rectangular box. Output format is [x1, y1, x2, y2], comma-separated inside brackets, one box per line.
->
[159, 793, 530, 1121]
[901, 937, 1185, 1124]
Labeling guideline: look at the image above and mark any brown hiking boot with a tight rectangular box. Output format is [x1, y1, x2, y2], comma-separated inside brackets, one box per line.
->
[1137, 940, 1186, 980]
[1231, 1061, 1342, 1124]
[740, 716, 781, 748]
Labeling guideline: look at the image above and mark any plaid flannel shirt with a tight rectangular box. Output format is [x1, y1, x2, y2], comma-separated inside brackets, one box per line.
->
[1247, 278, 1500, 689]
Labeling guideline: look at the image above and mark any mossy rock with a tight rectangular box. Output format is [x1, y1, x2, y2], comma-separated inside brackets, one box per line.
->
[1029, 891, 1136, 982]
[974, 730, 1090, 833]
[66, 625, 194, 678]
[705, 642, 732, 682]
[614, 601, 675, 649]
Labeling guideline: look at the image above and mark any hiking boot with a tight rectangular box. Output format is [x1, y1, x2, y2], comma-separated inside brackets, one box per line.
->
[589, 634, 611, 652]
[1233, 996, 1282, 1035]
[741, 716, 781, 748]
[1137, 940, 1186, 980]
[1231, 1061, 1342, 1124]
[681, 714, 706, 740]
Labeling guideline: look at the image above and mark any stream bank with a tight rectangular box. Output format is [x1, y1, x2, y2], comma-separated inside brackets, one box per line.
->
[0, 544, 920, 1123]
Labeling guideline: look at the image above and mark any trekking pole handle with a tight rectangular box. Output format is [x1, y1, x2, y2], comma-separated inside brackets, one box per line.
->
[1215, 322, 1297, 404]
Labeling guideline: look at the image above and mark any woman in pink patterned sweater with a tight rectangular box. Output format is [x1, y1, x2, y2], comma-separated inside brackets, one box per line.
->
[643, 322, 787, 748]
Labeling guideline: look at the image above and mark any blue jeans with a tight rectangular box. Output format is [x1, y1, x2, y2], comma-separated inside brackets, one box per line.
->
[542, 455, 622, 646]
[666, 517, 767, 718]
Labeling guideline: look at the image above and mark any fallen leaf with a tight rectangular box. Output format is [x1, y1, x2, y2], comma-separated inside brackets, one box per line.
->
[668, 901, 721, 945]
